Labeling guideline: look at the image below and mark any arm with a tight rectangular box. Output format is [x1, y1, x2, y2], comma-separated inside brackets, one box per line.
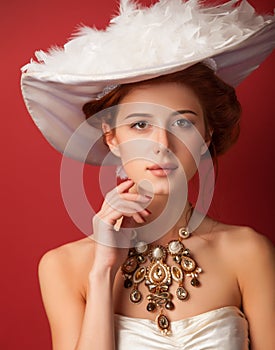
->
[39, 179, 150, 350]
[38, 249, 86, 350]
[237, 229, 275, 350]
[39, 246, 118, 350]
[75, 266, 116, 350]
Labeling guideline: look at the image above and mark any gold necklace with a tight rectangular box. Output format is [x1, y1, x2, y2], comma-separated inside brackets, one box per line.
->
[121, 227, 202, 335]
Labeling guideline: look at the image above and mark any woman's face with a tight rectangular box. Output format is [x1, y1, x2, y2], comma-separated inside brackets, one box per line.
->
[105, 82, 208, 195]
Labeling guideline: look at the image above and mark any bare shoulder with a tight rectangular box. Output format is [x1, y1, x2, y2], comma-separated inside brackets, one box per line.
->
[38, 237, 94, 295]
[39, 237, 94, 269]
[211, 223, 275, 349]
[212, 222, 274, 252]
[208, 221, 275, 268]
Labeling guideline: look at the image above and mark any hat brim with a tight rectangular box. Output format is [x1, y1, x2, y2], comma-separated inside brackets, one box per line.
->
[21, 20, 275, 165]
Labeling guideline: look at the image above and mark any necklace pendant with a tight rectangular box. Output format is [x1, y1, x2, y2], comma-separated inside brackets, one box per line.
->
[191, 276, 200, 287]
[130, 288, 142, 303]
[147, 260, 171, 285]
[147, 301, 156, 312]
[176, 286, 188, 300]
[135, 241, 149, 254]
[124, 278, 133, 288]
[133, 266, 146, 284]
[121, 256, 138, 274]
[149, 245, 167, 261]
[179, 227, 191, 239]
[167, 240, 184, 255]
[171, 265, 183, 283]
[181, 256, 196, 272]
[165, 300, 175, 310]
[156, 313, 171, 335]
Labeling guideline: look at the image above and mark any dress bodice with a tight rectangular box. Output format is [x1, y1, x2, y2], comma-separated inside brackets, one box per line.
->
[115, 306, 249, 349]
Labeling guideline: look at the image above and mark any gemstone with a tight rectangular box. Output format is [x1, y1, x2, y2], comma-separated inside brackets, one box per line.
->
[153, 266, 165, 282]
[183, 249, 190, 256]
[168, 240, 183, 255]
[148, 262, 170, 284]
[122, 257, 137, 273]
[191, 277, 200, 287]
[156, 314, 170, 331]
[135, 241, 148, 254]
[130, 289, 142, 303]
[179, 227, 191, 239]
[174, 255, 181, 263]
[181, 256, 196, 272]
[147, 302, 156, 312]
[128, 249, 135, 256]
[124, 278, 132, 288]
[165, 301, 175, 310]
[137, 255, 146, 263]
[148, 284, 156, 292]
[171, 265, 183, 282]
[176, 286, 188, 300]
[152, 246, 165, 260]
[133, 267, 146, 283]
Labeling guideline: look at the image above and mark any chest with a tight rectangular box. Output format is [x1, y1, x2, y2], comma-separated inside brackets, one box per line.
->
[113, 243, 241, 321]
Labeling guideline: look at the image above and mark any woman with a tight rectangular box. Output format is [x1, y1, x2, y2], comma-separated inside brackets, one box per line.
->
[21, 1, 275, 349]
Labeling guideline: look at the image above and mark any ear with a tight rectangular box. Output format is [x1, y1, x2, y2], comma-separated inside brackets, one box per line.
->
[102, 123, 121, 158]
[200, 130, 213, 156]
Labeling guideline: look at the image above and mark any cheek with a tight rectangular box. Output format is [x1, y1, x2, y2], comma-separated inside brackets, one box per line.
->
[122, 160, 143, 178]
[175, 131, 202, 156]
[174, 138, 202, 181]
[117, 137, 154, 162]
[177, 152, 198, 181]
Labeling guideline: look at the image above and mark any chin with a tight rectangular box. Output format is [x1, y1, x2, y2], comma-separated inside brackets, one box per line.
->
[138, 179, 178, 197]
[133, 171, 187, 195]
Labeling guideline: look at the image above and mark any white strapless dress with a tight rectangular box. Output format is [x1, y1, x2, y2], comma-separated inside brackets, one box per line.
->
[114, 306, 249, 349]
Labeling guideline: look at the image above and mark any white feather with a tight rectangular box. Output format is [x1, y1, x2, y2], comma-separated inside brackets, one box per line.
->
[22, 0, 271, 75]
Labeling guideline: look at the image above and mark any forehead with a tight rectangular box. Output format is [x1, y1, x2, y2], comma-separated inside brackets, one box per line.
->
[116, 82, 203, 121]
[120, 82, 202, 111]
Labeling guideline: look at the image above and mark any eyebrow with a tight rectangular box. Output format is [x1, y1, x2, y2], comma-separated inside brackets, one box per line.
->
[171, 109, 198, 117]
[125, 110, 198, 119]
[125, 113, 153, 119]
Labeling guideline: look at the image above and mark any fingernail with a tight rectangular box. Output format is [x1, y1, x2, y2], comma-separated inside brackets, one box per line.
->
[141, 210, 150, 216]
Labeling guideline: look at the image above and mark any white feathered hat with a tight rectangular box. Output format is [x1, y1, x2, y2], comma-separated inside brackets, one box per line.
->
[21, 0, 275, 164]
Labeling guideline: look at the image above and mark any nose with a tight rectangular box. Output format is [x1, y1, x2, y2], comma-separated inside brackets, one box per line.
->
[153, 127, 170, 154]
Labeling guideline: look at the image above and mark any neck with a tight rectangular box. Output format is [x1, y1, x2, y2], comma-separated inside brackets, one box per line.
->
[133, 192, 193, 246]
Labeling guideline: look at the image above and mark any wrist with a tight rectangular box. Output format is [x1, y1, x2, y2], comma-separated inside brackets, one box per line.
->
[89, 265, 116, 285]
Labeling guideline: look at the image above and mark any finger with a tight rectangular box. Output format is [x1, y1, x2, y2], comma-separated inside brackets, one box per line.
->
[103, 194, 150, 215]
[119, 192, 152, 203]
[116, 179, 134, 194]
[120, 208, 150, 222]
[109, 202, 150, 215]
[132, 212, 146, 224]
[139, 209, 151, 217]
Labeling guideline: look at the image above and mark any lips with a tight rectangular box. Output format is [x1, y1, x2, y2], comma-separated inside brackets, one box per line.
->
[147, 163, 178, 176]
[147, 163, 178, 171]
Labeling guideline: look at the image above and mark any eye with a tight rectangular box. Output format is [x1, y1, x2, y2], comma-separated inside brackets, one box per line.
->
[172, 118, 193, 128]
[130, 121, 150, 130]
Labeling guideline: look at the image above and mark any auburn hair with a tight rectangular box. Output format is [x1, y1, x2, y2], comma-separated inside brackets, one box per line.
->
[83, 62, 241, 158]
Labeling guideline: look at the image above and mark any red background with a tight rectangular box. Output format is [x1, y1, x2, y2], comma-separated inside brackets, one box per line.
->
[1, 0, 274, 349]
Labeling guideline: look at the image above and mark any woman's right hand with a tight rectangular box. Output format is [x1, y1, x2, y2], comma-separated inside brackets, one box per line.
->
[90, 179, 151, 279]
